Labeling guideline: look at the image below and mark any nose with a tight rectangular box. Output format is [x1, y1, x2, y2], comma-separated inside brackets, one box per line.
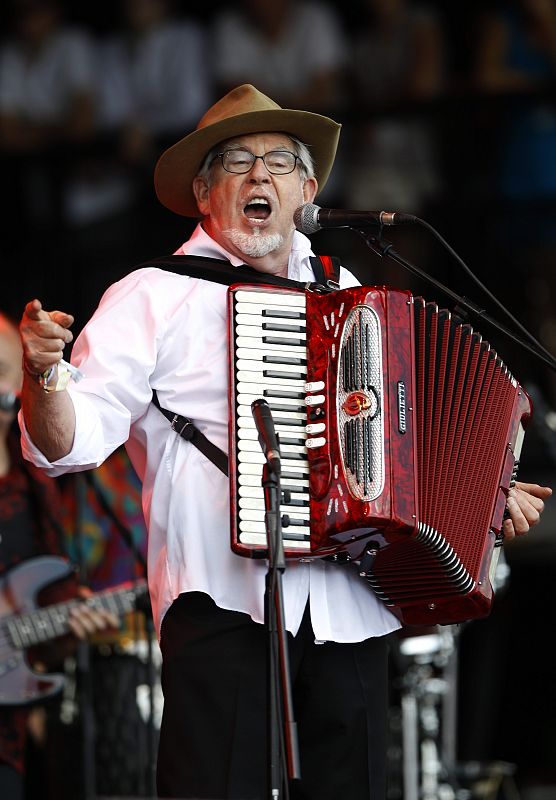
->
[247, 156, 272, 181]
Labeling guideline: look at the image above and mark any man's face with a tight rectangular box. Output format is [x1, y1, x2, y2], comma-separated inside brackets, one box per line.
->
[193, 133, 318, 271]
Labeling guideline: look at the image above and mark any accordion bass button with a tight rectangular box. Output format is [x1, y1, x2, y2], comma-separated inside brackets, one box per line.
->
[306, 422, 325, 434]
[305, 381, 325, 392]
[306, 394, 325, 406]
[306, 437, 326, 449]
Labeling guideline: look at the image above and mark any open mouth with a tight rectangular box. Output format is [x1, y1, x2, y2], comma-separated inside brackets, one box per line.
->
[243, 197, 272, 223]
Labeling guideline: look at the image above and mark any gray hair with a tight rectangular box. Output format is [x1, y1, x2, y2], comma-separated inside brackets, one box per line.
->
[197, 135, 315, 184]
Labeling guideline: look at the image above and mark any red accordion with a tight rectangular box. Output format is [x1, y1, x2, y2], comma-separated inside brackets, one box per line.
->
[228, 284, 531, 626]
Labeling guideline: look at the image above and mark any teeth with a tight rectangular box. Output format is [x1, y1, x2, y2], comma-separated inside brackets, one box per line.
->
[246, 198, 269, 206]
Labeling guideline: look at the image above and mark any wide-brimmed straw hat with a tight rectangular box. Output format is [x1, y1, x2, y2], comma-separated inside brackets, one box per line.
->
[154, 83, 341, 218]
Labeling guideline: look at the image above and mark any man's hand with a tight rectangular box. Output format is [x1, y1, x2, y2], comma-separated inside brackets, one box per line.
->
[503, 481, 552, 539]
[20, 298, 74, 375]
[67, 587, 120, 640]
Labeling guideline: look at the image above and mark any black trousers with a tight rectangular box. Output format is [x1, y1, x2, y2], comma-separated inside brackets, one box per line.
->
[157, 592, 391, 800]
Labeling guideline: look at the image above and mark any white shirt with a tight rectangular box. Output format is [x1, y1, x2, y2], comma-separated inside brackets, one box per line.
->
[20, 226, 401, 641]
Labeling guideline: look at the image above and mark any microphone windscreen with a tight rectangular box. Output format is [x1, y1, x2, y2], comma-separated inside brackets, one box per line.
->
[294, 203, 320, 234]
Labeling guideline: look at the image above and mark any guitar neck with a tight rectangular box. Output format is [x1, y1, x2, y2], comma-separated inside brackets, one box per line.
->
[5, 580, 148, 650]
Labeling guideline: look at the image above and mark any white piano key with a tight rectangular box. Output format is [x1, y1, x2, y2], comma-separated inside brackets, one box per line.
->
[238, 472, 310, 488]
[238, 485, 310, 501]
[239, 499, 310, 516]
[305, 381, 325, 392]
[238, 451, 306, 467]
[237, 440, 307, 456]
[236, 348, 306, 362]
[238, 517, 310, 534]
[237, 381, 305, 397]
[236, 372, 305, 388]
[236, 359, 307, 375]
[236, 427, 307, 442]
[235, 291, 306, 307]
[238, 531, 311, 550]
[237, 393, 305, 408]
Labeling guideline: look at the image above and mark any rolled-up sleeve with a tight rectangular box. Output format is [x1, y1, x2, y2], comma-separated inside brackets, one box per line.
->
[19, 267, 174, 475]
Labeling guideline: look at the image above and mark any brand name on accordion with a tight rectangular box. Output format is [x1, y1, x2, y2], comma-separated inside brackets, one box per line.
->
[397, 381, 407, 433]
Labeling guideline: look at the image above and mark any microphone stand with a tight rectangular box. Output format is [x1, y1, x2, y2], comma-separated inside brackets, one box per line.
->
[358, 229, 556, 371]
[260, 451, 301, 798]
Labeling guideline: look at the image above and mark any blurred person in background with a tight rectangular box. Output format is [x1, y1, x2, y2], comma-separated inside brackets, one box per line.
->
[0, 0, 96, 245]
[0, 313, 117, 800]
[66, 0, 213, 230]
[346, 0, 445, 219]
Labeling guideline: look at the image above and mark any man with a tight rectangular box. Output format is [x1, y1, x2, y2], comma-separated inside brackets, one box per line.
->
[18, 85, 551, 800]
[0, 313, 118, 800]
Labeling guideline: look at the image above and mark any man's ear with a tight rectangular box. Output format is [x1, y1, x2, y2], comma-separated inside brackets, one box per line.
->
[193, 176, 210, 216]
[303, 177, 318, 204]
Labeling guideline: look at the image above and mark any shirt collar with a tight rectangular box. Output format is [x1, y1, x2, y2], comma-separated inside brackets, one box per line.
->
[177, 224, 316, 280]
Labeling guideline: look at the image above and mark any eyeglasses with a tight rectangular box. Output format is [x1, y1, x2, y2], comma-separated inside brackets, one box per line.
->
[214, 149, 300, 175]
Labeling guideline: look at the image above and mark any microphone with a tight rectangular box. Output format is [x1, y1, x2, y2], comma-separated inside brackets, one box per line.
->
[251, 398, 281, 475]
[294, 202, 416, 234]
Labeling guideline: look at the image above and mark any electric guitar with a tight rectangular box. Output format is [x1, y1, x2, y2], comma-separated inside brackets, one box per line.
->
[0, 555, 149, 706]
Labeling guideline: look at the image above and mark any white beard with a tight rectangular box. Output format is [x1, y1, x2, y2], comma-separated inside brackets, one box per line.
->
[223, 228, 284, 258]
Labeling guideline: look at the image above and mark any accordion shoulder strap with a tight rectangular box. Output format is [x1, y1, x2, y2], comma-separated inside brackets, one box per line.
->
[309, 255, 341, 289]
[151, 389, 229, 476]
[135, 253, 340, 291]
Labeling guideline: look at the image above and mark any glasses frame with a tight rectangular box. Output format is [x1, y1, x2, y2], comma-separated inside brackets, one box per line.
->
[214, 148, 301, 175]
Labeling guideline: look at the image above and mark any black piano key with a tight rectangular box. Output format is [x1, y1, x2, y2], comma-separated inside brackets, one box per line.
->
[281, 470, 309, 481]
[282, 497, 309, 507]
[283, 517, 310, 528]
[263, 336, 305, 347]
[278, 437, 306, 446]
[263, 370, 306, 381]
[262, 309, 305, 319]
[264, 389, 305, 399]
[268, 404, 305, 414]
[262, 322, 306, 333]
[280, 484, 308, 494]
[263, 355, 307, 366]
[270, 417, 305, 427]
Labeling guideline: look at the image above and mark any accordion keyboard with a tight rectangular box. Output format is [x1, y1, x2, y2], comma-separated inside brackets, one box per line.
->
[231, 288, 328, 553]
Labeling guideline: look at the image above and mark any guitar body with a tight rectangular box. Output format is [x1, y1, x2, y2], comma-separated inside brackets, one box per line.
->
[0, 556, 73, 706]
